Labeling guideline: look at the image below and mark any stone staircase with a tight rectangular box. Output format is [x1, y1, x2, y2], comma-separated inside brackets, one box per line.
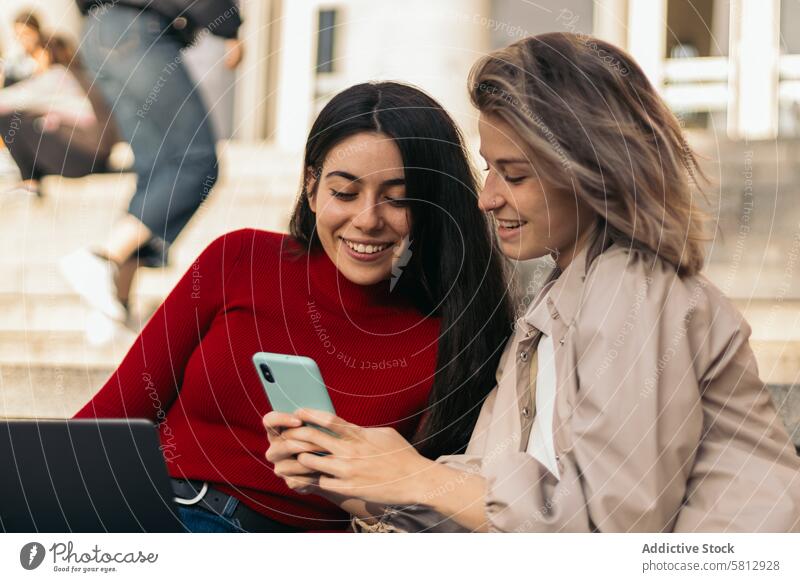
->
[0, 138, 797, 446]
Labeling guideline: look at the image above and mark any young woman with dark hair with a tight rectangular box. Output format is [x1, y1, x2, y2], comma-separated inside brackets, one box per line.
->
[74, 81, 513, 532]
[268, 33, 800, 533]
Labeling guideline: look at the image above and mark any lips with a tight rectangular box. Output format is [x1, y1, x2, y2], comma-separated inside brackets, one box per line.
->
[339, 237, 396, 263]
[494, 217, 528, 242]
[496, 218, 527, 230]
[342, 238, 391, 255]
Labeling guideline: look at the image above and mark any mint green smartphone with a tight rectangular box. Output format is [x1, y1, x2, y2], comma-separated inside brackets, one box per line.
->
[253, 352, 336, 436]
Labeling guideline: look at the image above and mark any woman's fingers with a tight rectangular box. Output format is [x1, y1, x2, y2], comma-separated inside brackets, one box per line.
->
[281, 425, 345, 455]
[296, 451, 350, 477]
[283, 439, 328, 456]
[262, 411, 302, 438]
[294, 409, 359, 438]
[273, 458, 320, 478]
[284, 475, 320, 494]
[265, 438, 328, 464]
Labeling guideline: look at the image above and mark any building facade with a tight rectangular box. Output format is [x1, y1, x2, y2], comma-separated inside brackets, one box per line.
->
[3, 0, 799, 145]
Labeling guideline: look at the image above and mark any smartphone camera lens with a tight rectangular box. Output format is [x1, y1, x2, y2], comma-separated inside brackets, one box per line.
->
[259, 363, 275, 383]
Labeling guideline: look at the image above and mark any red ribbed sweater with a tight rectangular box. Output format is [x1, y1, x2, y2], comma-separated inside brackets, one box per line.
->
[74, 229, 440, 529]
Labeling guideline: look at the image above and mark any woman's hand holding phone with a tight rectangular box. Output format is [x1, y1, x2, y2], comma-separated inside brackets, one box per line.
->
[280, 409, 436, 507]
[257, 352, 340, 492]
[264, 410, 381, 519]
[263, 411, 330, 493]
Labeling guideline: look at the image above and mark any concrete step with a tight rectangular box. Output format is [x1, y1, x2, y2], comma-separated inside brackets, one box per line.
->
[86, 140, 304, 181]
[216, 140, 304, 179]
[0, 329, 134, 367]
[734, 301, 800, 339]
[0, 293, 161, 333]
[704, 264, 800, 302]
[28, 173, 301, 202]
[0, 198, 294, 264]
[749, 341, 800, 384]
[0, 176, 298, 229]
[768, 384, 800, 447]
[0, 364, 113, 419]
[690, 134, 800, 161]
[0, 261, 183, 297]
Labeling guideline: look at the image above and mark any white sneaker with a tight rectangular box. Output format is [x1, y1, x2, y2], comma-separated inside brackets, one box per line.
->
[59, 249, 127, 322]
[84, 308, 134, 346]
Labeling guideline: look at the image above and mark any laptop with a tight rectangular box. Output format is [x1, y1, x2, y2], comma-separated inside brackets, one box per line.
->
[0, 418, 184, 532]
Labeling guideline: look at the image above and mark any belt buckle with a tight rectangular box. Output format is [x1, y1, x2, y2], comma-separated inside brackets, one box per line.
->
[173, 480, 209, 506]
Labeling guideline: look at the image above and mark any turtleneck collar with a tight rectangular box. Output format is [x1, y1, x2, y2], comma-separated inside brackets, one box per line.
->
[299, 244, 406, 315]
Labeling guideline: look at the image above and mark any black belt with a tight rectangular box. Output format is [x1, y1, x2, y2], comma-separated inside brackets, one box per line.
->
[171, 478, 300, 533]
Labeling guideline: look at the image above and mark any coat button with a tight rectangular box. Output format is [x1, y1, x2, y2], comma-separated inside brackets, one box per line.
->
[522, 406, 531, 418]
[519, 351, 529, 362]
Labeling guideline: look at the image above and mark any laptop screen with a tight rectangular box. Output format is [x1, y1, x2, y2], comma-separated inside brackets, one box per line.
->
[0, 419, 183, 532]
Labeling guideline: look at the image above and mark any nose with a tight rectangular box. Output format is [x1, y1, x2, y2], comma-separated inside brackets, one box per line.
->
[351, 195, 384, 232]
[477, 171, 506, 213]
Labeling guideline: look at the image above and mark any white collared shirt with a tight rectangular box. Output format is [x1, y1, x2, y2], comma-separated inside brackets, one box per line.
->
[522, 280, 561, 480]
[526, 333, 561, 480]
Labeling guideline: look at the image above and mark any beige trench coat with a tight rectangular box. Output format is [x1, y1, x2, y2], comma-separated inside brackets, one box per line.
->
[365, 244, 800, 532]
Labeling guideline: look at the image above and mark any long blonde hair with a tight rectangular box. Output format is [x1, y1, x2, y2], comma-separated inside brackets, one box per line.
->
[470, 32, 707, 276]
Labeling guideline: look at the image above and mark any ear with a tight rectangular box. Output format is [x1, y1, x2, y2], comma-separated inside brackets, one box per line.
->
[305, 166, 318, 213]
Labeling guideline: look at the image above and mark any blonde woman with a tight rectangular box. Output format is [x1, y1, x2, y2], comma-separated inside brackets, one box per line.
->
[264, 33, 800, 532]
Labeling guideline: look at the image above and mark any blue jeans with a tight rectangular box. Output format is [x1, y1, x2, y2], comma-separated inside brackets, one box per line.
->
[79, 5, 218, 266]
[178, 500, 243, 533]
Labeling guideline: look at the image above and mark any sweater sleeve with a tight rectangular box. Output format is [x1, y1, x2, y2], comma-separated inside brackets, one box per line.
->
[73, 230, 246, 420]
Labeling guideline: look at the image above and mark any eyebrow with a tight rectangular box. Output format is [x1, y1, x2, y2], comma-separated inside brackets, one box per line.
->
[325, 170, 405, 186]
[478, 152, 530, 166]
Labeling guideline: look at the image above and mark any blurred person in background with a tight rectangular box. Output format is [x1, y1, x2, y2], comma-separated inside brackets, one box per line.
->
[1, 10, 46, 87]
[0, 10, 44, 182]
[61, 0, 244, 323]
[0, 34, 119, 197]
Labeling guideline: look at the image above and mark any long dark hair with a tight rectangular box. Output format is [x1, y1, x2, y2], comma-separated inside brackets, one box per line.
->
[290, 82, 513, 458]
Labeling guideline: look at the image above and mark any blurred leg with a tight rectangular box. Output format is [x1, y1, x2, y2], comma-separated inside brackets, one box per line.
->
[114, 255, 139, 309]
[0, 112, 43, 181]
[80, 5, 218, 265]
[98, 214, 152, 267]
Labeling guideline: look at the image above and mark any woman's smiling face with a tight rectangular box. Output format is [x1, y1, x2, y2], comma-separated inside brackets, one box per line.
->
[477, 112, 594, 268]
[308, 132, 411, 286]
